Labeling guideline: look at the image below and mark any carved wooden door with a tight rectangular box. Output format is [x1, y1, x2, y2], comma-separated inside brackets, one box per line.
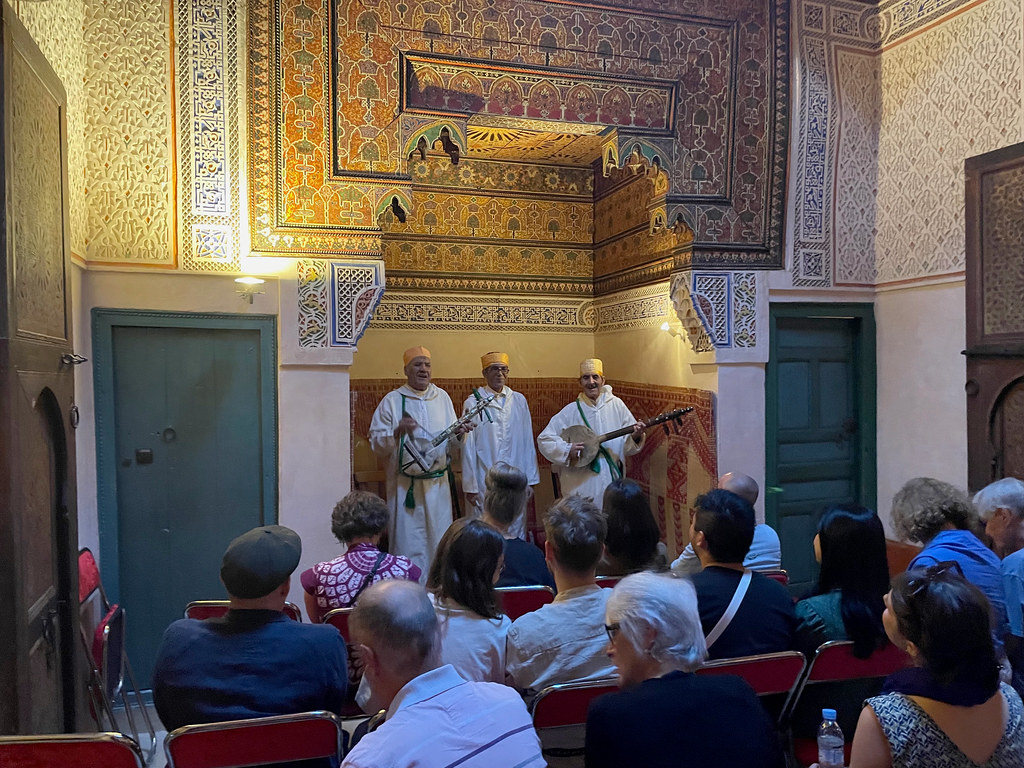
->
[965, 142, 1024, 491]
[0, 6, 80, 733]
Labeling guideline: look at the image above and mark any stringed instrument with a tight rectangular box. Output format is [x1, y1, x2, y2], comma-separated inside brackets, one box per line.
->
[561, 407, 694, 468]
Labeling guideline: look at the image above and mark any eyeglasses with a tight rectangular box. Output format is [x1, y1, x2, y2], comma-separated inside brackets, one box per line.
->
[485, 366, 509, 374]
[604, 623, 621, 642]
[905, 560, 964, 599]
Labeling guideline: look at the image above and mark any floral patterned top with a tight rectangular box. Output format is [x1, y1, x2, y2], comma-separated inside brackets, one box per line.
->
[301, 542, 421, 618]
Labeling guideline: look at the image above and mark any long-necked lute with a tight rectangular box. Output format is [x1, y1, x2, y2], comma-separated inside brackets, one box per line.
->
[561, 407, 694, 468]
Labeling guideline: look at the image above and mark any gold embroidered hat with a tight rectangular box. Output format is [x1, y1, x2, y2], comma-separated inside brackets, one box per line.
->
[579, 358, 604, 377]
[403, 346, 431, 366]
[481, 351, 510, 369]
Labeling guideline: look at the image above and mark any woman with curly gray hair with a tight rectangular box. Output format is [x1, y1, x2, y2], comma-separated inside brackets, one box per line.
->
[892, 477, 1008, 642]
[584, 572, 784, 768]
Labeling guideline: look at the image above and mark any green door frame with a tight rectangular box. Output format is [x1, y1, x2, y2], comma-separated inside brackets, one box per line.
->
[92, 309, 278, 601]
[765, 302, 877, 528]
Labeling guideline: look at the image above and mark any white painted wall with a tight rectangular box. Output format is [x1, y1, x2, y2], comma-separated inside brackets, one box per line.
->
[714, 363, 767, 523]
[875, 280, 968, 535]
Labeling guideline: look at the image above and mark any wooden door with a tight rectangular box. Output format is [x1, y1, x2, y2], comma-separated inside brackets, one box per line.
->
[0, 5, 80, 733]
[94, 314, 278, 687]
[766, 305, 876, 595]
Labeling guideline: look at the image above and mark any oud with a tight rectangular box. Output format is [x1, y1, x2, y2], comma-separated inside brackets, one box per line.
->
[560, 407, 694, 468]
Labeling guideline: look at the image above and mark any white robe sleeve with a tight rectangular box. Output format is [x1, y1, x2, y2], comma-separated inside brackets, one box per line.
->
[537, 402, 576, 466]
[512, 393, 541, 486]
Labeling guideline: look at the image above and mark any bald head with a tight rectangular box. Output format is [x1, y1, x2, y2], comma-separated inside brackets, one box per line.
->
[719, 472, 759, 506]
[350, 580, 440, 679]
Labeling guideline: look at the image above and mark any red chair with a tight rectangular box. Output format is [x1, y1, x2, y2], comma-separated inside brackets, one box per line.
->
[784, 640, 909, 767]
[496, 585, 555, 620]
[594, 576, 620, 589]
[531, 678, 619, 758]
[697, 650, 807, 725]
[759, 569, 789, 586]
[322, 607, 365, 718]
[0, 732, 144, 768]
[184, 600, 303, 622]
[164, 711, 344, 768]
[323, 607, 354, 642]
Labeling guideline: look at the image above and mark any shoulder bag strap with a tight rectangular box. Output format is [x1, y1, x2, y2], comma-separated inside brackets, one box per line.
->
[351, 551, 388, 604]
[704, 568, 752, 650]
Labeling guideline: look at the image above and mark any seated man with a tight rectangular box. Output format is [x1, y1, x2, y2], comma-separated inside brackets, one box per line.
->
[671, 471, 782, 575]
[505, 495, 615, 700]
[689, 489, 796, 660]
[153, 525, 348, 731]
[341, 580, 543, 768]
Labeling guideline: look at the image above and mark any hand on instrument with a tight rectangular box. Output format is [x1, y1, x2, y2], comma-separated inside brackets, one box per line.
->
[631, 421, 645, 442]
[569, 442, 586, 463]
[454, 420, 476, 436]
[465, 492, 480, 509]
[394, 414, 419, 438]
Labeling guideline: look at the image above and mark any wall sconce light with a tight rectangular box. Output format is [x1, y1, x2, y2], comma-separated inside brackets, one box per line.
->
[235, 276, 266, 304]
[660, 319, 684, 339]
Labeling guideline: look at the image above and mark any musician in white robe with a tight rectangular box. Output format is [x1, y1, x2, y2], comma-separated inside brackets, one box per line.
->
[369, 346, 468, 573]
[537, 358, 645, 503]
[460, 352, 540, 538]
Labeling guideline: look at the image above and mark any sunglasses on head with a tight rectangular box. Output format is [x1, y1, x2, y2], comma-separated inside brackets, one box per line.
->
[905, 560, 964, 599]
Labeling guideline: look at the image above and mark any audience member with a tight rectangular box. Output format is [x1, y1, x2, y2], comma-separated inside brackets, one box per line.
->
[844, 564, 1024, 768]
[689, 489, 796, 659]
[301, 491, 420, 623]
[505, 495, 615, 700]
[598, 478, 667, 575]
[975, 477, 1024, 692]
[586, 572, 785, 768]
[153, 526, 348, 732]
[426, 518, 510, 683]
[671, 471, 782, 575]
[341, 581, 543, 768]
[891, 477, 1008, 640]
[482, 462, 554, 589]
[794, 504, 890, 657]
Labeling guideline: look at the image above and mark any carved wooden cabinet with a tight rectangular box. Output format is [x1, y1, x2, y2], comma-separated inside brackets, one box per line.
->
[0, 4, 81, 733]
[965, 142, 1024, 491]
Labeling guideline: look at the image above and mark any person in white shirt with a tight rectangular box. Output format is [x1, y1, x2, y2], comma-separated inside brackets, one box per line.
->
[342, 580, 543, 768]
[506, 494, 615, 702]
[461, 352, 540, 539]
[368, 346, 470, 573]
[671, 471, 782, 575]
[538, 358, 644, 503]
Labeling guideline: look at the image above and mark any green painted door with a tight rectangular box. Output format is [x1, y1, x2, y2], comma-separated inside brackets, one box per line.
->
[110, 325, 270, 686]
[766, 305, 876, 596]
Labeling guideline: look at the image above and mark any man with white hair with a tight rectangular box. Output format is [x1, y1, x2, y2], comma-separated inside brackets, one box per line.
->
[538, 358, 644, 502]
[341, 580, 543, 768]
[585, 571, 784, 768]
[975, 476, 1024, 689]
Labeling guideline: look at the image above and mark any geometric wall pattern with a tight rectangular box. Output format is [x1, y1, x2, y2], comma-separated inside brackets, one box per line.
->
[296, 259, 385, 348]
[175, 0, 244, 272]
[669, 269, 758, 351]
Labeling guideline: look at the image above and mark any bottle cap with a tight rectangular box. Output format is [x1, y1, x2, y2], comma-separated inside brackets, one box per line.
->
[822, 708, 837, 720]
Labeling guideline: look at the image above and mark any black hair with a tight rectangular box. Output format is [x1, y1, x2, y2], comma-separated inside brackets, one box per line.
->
[427, 519, 504, 620]
[603, 479, 660, 573]
[890, 567, 999, 693]
[331, 490, 389, 543]
[813, 504, 890, 658]
[692, 489, 754, 564]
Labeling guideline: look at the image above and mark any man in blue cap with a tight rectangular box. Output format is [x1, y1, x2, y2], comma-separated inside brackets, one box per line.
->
[153, 525, 348, 732]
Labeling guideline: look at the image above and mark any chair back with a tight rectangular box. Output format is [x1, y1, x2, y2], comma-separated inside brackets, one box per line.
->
[0, 732, 144, 768]
[496, 585, 555, 621]
[99, 605, 127, 699]
[697, 650, 806, 697]
[531, 678, 620, 729]
[760, 569, 789, 586]
[184, 600, 302, 622]
[594, 576, 620, 589]
[164, 711, 344, 768]
[802, 639, 908, 683]
[78, 548, 104, 604]
[323, 607, 354, 642]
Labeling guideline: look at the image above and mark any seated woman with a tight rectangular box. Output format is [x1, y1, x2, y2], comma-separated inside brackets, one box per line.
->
[481, 462, 554, 589]
[300, 490, 420, 623]
[795, 504, 890, 657]
[846, 563, 1024, 767]
[597, 478, 667, 576]
[427, 518, 511, 684]
[586, 572, 785, 768]
[891, 477, 1008, 640]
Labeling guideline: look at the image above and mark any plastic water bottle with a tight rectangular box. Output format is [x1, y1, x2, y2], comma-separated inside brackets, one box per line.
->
[818, 708, 845, 768]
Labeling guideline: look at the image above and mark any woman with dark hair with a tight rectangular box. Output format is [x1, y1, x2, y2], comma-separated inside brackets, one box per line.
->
[599, 478, 667, 576]
[301, 490, 420, 622]
[842, 564, 1024, 767]
[795, 504, 890, 658]
[481, 462, 553, 588]
[426, 518, 511, 683]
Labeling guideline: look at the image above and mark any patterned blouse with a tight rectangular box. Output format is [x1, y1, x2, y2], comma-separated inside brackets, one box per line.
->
[300, 542, 421, 615]
[867, 682, 1024, 767]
